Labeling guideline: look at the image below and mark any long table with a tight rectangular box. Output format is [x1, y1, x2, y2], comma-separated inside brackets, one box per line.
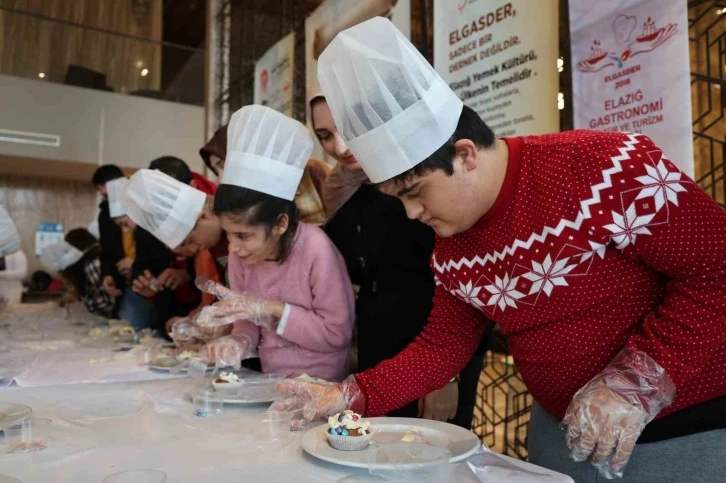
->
[0, 378, 481, 482]
[0, 304, 179, 387]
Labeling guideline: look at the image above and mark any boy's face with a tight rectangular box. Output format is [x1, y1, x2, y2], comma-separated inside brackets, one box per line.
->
[379, 156, 480, 238]
[113, 216, 136, 233]
[174, 209, 221, 256]
[95, 184, 108, 199]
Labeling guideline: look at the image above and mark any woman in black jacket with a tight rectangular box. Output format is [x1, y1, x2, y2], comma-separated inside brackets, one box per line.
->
[310, 91, 489, 428]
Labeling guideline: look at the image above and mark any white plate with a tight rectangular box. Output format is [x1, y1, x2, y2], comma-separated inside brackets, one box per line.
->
[0, 403, 32, 429]
[302, 417, 480, 469]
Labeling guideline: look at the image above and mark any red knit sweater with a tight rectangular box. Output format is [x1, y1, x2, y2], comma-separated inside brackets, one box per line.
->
[355, 130, 726, 420]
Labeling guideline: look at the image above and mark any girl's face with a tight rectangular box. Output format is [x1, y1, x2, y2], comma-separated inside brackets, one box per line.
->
[219, 213, 288, 265]
[114, 216, 136, 233]
[311, 99, 360, 169]
[210, 154, 225, 180]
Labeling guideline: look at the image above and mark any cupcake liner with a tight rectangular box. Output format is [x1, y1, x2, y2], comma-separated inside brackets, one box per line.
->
[327, 431, 372, 451]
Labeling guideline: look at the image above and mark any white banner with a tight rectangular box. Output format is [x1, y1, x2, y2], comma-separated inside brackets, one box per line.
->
[433, 0, 560, 137]
[305, 0, 411, 158]
[254, 32, 295, 116]
[570, 0, 694, 177]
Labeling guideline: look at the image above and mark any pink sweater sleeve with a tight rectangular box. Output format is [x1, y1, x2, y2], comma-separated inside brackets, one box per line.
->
[278, 241, 355, 354]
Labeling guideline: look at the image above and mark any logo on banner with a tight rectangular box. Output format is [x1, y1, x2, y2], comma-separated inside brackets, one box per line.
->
[576, 15, 677, 73]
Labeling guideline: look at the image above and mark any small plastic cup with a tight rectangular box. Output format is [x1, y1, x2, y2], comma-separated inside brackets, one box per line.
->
[192, 390, 223, 417]
[259, 410, 295, 442]
[3, 418, 51, 454]
[103, 469, 167, 483]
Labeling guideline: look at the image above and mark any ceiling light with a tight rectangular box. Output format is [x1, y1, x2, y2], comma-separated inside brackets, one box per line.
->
[558, 92, 565, 110]
[38, 72, 45, 78]
[136, 60, 144, 68]
[141, 68, 149, 77]
[557, 58, 564, 73]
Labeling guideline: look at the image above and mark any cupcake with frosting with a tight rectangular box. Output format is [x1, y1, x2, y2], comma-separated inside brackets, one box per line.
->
[212, 371, 243, 393]
[327, 410, 372, 451]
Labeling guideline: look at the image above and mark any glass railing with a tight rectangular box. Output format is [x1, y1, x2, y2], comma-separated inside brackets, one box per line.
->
[0, 6, 205, 106]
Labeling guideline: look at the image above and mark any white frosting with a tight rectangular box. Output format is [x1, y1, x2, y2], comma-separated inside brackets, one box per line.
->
[176, 350, 197, 361]
[217, 371, 240, 383]
[328, 410, 370, 432]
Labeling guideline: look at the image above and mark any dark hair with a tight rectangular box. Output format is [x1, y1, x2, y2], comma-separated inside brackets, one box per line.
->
[149, 156, 192, 184]
[65, 228, 98, 252]
[385, 105, 496, 186]
[213, 185, 299, 263]
[29, 270, 52, 292]
[62, 228, 101, 297]
[91, 165, 124, 186]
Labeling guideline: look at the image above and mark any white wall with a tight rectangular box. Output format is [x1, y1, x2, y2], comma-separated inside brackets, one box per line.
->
[0, 74, 204, 171]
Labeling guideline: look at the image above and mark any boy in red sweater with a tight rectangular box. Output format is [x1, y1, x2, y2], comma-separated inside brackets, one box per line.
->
[275, 18, 726, 482]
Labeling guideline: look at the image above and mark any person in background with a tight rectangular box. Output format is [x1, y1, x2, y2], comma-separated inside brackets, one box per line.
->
[148, 155, 217, 196]
[199, 125, 228, 180]
[128, 156, 219, 331]
[41, 229, 115, 318]
[195, 105, 355, 381]
[91, 165, 127, 301]
[104, 176, 155, 329]
[310, 89, 488, 428]
[0, 206, 26, 307]
[122, 168, 230, 346]
[200, 124, 330, 226]
[277, 18, 726, 483]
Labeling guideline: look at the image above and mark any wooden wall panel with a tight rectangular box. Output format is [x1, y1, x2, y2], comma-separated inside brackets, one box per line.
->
[0, 0, 162, 93]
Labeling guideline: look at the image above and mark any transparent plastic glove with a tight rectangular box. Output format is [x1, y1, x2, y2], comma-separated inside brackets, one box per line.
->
[562, 348, 676, 479]
[169, 317, 201, 347]
[194, 276, 274, 329]
[201, 334, 255, 370]
[271, 376, 364, 422]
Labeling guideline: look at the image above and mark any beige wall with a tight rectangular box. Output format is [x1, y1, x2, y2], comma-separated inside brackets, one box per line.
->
[0, 74, 205, 172]
[0, 175, 98, 275]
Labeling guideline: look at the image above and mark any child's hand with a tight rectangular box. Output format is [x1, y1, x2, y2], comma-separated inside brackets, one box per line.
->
[132, 270, 158, 298]
[158, 268, 189, 291]
[102, 276, 122, 298]
[202, 335, 254, 369]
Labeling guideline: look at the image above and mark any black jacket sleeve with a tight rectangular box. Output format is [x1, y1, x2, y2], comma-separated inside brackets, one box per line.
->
[131, 227, 171, 281]
[97, 200, 125, 286]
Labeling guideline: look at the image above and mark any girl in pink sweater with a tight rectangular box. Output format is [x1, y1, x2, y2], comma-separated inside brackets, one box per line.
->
[198, 105, 355, 382]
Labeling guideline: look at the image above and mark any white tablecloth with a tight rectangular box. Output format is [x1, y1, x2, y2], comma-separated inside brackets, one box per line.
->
[0, 378, 483, 483]
[0, 304, 178, 387]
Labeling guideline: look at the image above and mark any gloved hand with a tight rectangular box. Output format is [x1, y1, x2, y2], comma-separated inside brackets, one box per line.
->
[169, 317, 200, 346]
[194, 276, 276, 330]
[562, 347, 676, 479]
[271, 376, 365, 422]
[169, 316, 231, 345]
[201, 334, 255, 370]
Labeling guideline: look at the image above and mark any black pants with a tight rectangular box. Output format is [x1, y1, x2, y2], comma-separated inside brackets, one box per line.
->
[388, 353, 485, 429]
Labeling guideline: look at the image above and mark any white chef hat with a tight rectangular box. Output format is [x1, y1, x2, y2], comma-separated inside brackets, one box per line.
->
[106, 177, 128, 218]
[317, 17, 463, 183]
[223, 105, 313, 201]
[40, 241, 82, 272]
[0, 205, 21, 257]
[122, 169, 206, 249]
